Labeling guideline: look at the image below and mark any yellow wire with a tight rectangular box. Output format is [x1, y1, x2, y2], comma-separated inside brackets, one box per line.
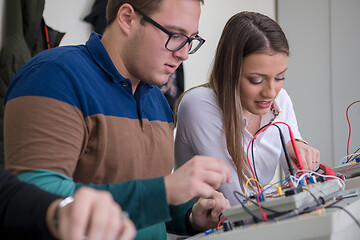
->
[244, 178, 263, 202]
[263, 183, 283, 197]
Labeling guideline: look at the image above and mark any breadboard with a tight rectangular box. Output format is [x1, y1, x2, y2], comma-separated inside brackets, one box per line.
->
[222, 179, 344, 223]
[333, 162, 360, 178]
[187, 185, 360, 240]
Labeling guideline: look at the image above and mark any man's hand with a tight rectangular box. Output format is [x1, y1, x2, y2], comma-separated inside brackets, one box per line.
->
[287, 141, 320, 172]
[164, 155, 232, 205]
[189, 191, 230, 231]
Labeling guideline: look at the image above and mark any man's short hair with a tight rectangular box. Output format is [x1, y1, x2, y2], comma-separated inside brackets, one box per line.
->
[106, 0, 204, 25]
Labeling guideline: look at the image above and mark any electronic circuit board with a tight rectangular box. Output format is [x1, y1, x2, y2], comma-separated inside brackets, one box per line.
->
[333, 162, 360, 178]
[187, 179, 360, 240]
[223, 179, 344, 223]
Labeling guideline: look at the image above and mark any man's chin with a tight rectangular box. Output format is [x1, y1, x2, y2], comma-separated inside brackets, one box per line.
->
[149, 76, 171, 86]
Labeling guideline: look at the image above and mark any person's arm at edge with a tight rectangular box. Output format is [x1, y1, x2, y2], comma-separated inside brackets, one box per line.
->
[0, 169, 59, 239]
[17, 169, 171, 230]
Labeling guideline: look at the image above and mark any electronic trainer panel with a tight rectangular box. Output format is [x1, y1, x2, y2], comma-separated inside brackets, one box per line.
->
[187, 179, 360, 240]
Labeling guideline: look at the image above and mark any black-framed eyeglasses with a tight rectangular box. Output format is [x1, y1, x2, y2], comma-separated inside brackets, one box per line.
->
[134, 8, 205, 54]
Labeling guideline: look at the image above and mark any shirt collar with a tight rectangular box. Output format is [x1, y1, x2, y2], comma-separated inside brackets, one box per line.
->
[86, 32, 154, 91]
[85, 32, 133, 84]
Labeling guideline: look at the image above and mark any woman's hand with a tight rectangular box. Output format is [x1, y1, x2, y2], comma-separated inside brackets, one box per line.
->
[286, 140, 320, 172]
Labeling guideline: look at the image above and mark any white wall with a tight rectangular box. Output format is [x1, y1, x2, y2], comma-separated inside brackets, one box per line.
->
[278, 0, 333, 167]
[331, 0, 360, 166]
[43, 0, 95, 46]
[0, 0, 95, 46]
[184, 0, 275, 89]
[278, 0, 360, 167]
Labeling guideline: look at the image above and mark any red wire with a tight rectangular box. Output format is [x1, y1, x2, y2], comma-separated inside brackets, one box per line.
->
[256, 194, 267, 220]
[288, 130, 304, 170]
[346, 100, 360, 161]
[44, 25, 51, 49]
[267, 183, 288, 198]
[246, 121, 304, 191]
[217, 216, 226, 228]
[245, 121, 303, 221]
[343, 162, 360, 175]
[348, 153, 360, 163]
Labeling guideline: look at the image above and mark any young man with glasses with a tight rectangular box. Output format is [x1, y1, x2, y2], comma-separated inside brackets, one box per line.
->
[4, 0, 232, 239]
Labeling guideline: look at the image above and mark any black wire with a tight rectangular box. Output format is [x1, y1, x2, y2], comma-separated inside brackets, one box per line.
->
[233, 188, 349, 225]
[347, 147, 360, 163]
[250, 122, 271, 183]
[303, 188, 321, 206]
[251, 140, 259, 182]
[327, 205, 360, 229]
[273, 190, 330, 221]
[233, 191, 267, 221]
[250, 123, 294, 184]
[254, 123, 271, 135]
[218, 213, 223, 222]
[233, 191, 286, 215]
[233, 184, 360, 230]
[273, 124, 294, 176]
[249, 122, 271, 187]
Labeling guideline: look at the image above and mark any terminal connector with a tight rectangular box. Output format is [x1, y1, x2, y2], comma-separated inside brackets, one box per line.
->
[308, 176, 317, 184]
[222, 220, 232, 232]
[258, 192, 265, 202]
[285, 186, 303, 196]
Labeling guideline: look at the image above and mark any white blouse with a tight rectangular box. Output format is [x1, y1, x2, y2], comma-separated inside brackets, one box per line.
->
[174, 87, 302, 206]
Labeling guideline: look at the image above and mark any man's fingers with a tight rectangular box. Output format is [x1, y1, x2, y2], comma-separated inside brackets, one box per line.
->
[86, 193, 113, 239]
[165, 156, 232, 205]
[191, 192, 231, 229]
[197, 169, 229, 189]
[117, 218, 137, 240]
[190, 156, 232, 184]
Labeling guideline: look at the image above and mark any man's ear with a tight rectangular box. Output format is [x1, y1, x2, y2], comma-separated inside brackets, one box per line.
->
[116, 3, 138, 36]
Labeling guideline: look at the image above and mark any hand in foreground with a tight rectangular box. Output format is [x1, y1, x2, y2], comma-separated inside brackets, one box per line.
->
[189, 191, 230, 232]
[47, 187, 136, 240]
[164, 155, 232, 205]
[287, 141, 320, 172]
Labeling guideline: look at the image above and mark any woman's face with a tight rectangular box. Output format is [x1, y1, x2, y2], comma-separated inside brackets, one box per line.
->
[240, 51, 288, 116]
